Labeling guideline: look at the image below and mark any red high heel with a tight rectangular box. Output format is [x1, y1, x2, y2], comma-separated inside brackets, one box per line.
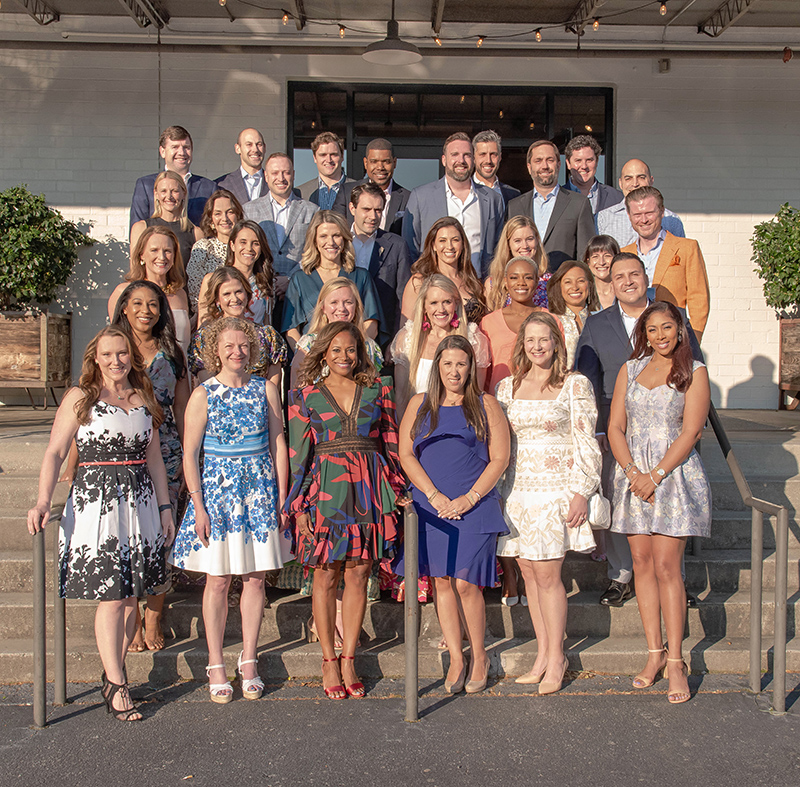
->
[322, 657, 346, 700]
[340, 655, 365, 698]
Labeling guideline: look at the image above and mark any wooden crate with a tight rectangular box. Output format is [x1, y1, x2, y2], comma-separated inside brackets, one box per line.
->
[779, 317, 800, 410]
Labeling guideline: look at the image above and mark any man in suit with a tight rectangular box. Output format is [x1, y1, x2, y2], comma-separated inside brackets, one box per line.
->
[402, 132, 504, 276]
[597, 158, 685, 247]
[296, 132, 355, 210]
[215, 128, 266, 205]
[129, 125, 216, 228]
[472, 129, 521, 209]
[564, 134, 623, 216]
[507, 139, 596, 273]
[621, 186, 710, 342]
[332, 138, 410, 236]
[244, 152, 318, 295]
[348, 182, 412, 341]
[575, 252, 703, 607]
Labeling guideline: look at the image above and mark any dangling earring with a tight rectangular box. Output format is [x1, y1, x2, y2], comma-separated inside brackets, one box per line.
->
[321, 360, 330, 378]
[677, 330, 683, 343]
[450, 315, 460, 329]
[422, 317, 431, 331]
[646, 340, 651, 348]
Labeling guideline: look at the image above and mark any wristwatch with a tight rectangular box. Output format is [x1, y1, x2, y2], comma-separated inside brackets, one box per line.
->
[652, 466, 666, 484]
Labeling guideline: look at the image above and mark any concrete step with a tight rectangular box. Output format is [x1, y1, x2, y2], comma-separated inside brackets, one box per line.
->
[709, 478, 800, 512]
[0, 515, 59, 552]
[704, 510, 792, 550]
[0, 472, 66, 509]
[700, 433, 800, 478]
[3, 633, 798, 684]
[2, 588, 795, 643]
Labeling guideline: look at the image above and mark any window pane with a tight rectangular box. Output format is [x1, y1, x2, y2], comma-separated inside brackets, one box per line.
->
[293, 90, 347, 149]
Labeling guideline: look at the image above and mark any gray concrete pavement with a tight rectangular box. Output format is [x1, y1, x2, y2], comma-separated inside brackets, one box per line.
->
[1, 675, 799, 787]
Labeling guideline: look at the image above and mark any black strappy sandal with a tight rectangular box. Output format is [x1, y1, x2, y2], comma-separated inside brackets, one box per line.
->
[102, 680, 142, 722]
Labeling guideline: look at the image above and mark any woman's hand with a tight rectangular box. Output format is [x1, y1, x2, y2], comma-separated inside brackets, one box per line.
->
[27, 502, 50, 535]
[296, 512, 313, 540]
[161, 509, 176, 548]
[194, 505, 211, 547]
[437, 494, 477, 520]
[430, 493, 457, 519]
[395, 493, 413, 508]
[564, 493, 589, 529]
[629, 470, 656, 505]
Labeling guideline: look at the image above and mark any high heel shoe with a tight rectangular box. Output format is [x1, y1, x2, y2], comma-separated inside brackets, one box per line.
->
[515, 664, 547, 685]
[666, 658, 691, 704]
[205, 664, 233, 704]
[632, 648, 667, 689]
[465, 659, 490, 694]
[538, 657, 569, 695]
[500, 595, 519, 607]
[444, 662, 467, 694]
[339, 655, 365, 698]
[322, 657, 346, 700]
[307, 616, 344, 649]
[237, 651, 264, 700]
[102, 679, 142, 721]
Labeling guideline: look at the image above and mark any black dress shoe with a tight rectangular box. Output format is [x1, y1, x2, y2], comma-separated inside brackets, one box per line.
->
[599, 580, 633, 607]
[686, 590, 698, 608]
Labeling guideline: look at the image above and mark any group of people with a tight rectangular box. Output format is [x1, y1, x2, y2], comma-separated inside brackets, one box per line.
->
[26, 123, 712, 720]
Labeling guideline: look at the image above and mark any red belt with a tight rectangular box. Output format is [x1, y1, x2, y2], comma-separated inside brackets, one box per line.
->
[78, 459, 146, 466]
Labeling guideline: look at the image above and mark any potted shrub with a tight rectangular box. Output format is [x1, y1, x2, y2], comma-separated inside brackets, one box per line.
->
[0, 185, 94, 404]
[751, 202, 800, 408]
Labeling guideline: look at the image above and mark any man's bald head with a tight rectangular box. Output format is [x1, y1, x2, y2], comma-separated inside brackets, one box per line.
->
[618, 158, 653, 197]
[235, 128, 266, 174]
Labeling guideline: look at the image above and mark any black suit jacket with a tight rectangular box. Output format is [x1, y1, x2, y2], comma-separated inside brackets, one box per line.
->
[332, 178, 411, 236]
[574, 303, 703, 433]
[363, 229, 412, 341]
[214, 169, 266, 206]
[129, 172, 216, 228]
[507, 187, 596, 273]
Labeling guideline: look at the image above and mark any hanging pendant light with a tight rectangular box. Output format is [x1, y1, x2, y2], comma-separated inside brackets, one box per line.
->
[363, 1, 423, 65]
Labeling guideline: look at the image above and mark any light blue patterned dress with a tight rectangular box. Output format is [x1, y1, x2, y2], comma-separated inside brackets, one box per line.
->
[170, 376, 289, 576]
[611, 358, 711, 538]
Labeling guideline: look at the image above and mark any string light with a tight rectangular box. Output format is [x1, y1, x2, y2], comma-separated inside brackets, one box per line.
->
[390, 95, 395, 103]
[585, 124, 593, 132]
[434, 36, 442, 46]
[529, 122, 535, 130]
[593, 18, 600, 31]
[460, 95, 465, 103]
[339, 25, 346, 38]
[499, 110, 504, 119]
[219, 0, 226, 6]
[660, 3, 667, 15]
[535, 29, 542, 43]
[477, 37, 484, 48]
[282, 12, 289, 25]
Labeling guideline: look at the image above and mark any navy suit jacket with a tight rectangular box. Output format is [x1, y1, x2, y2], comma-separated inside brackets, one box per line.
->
[402, 178, 505, 277]
[332, 178, 411, 236]
[498, 181, 522, 209]
[595, 182, 624, 214]
[129, 172, 216, 228]
[363, 229, 412, 339]
[215, 169, 266, 206]
[574, 302, 703, 433]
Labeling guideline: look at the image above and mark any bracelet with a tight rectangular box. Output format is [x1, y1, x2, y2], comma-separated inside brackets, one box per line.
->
[158, 504, 172, 513]
[622, 461, 634, 474]
[466, 490, 477, 506]
[427, 489, 440, 503]
[188, 489, 202, 496]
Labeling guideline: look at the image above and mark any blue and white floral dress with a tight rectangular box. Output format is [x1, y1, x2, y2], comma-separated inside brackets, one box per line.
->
[170, 376, 290, 576]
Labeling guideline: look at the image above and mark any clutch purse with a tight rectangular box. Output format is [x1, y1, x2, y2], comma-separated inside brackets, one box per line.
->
[587, 491, 611, 531]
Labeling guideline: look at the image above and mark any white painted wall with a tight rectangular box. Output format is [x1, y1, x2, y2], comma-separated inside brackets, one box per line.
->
[0, 48, 795, 408]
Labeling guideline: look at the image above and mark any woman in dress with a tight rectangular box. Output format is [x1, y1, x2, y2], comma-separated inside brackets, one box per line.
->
[190, 267, 286, 386]
[111, 281, 189, 651]
[400, 217, 487, 324]
[392, 274, 489, 418]
[485, 215, 550, 311]
[197, 220, 274, 328]
[109, 226, 191, 360]
[27, 326, 174, 721]
[130, 170, 203, 270]
[284, 322, 406, 699]
[546, 260, 600, 369]
[290, 277, 384, 387]
[186, 189, 244, 311]
[583, 235, 620, 311]
[171, 316, 289, 703]
[496, 312, 601, 695]
[396, 335, 509, 695]
[282, 211, 382, 351]
[607, 301, 711, 704]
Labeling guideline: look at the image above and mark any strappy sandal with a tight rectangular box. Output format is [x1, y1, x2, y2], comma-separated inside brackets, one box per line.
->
[632, 648, 667, 689]
[666, 658, 691, 704]
[102, 679, 142, 722]
[340, 655, 365, 698]
[322, 657, 346, 700]
[237, 651, 264, 700]
[205, 663, 234, 704]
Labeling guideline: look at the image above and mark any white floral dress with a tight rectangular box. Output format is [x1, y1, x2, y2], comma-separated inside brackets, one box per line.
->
[496, 374, 600, 560]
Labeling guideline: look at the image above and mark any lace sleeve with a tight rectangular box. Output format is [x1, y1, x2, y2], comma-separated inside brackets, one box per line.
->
[468, 323, 491, 369]
[390, 323, 413, 366]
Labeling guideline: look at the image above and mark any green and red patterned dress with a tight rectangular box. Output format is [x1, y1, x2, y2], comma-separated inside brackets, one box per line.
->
[283, 376, 405, 567]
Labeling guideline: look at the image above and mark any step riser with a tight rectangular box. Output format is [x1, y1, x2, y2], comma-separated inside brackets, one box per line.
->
[700, 440, 800, 478]
[710, 480, 799, 512]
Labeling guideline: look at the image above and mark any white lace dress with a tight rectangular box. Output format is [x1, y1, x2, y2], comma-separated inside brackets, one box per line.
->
[496, 373, 600, 561]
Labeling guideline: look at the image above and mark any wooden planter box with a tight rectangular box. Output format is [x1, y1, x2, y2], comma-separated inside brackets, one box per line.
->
[0, 311, 71, 407]
[779, 317, 800, 410]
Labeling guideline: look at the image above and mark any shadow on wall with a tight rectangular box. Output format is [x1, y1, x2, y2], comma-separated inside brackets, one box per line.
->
[726, 355, 776, 409]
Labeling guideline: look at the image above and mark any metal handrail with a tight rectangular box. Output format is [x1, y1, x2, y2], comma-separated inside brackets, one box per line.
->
[404, 505, 419, 722]
[707, 403, 790, 714]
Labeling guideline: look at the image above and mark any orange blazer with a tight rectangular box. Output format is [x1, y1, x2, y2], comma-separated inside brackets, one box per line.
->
[622, 232, 710, 342]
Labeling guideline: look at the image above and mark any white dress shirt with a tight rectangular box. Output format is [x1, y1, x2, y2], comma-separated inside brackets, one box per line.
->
[445, 179, 481, 272]
[240, 166, 264, 201]
[379, 180, 393, 230]
[270, 193, 293, 247]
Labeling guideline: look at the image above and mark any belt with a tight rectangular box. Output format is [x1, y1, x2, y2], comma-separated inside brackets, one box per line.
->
[313, 437, 381, 456]
[78, 459, 146, 466]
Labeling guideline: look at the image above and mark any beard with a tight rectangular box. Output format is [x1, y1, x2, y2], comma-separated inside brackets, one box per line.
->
[534, 170, 557, 188]
[446, 164, 474, 183]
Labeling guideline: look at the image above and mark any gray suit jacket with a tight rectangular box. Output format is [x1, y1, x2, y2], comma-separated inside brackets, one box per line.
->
[402, 178, 505, 277]
[507, 187, 596, 273]
[297, 176, 356, 207]
[331, 178, 411, 236]
[215, 169, 266, 206]
[574, 303, 703, 433]
[243, 194, 319, 277]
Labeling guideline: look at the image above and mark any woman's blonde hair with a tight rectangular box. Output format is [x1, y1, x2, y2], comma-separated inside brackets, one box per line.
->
[200, 316, 260, 372]
[486, 216, 548, 311]
[405, 274, 469, 396]
[200, 266, 253, 325]
[300, 211, 355, 274]
[127, 225, 186, 294]
[306, 277, 366, 336]
[151, 170, 192, 233]
[511, 311, 569, 395]
[75, 326, 163, 427]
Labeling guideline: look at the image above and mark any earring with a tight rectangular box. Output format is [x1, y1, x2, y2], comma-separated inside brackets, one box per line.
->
[677, 330, 683, 342]
[450, 315, 460, 329]
[422, 317, 431, 331]
[646, 340, 651, 348]
[320, 360, 330, 378]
